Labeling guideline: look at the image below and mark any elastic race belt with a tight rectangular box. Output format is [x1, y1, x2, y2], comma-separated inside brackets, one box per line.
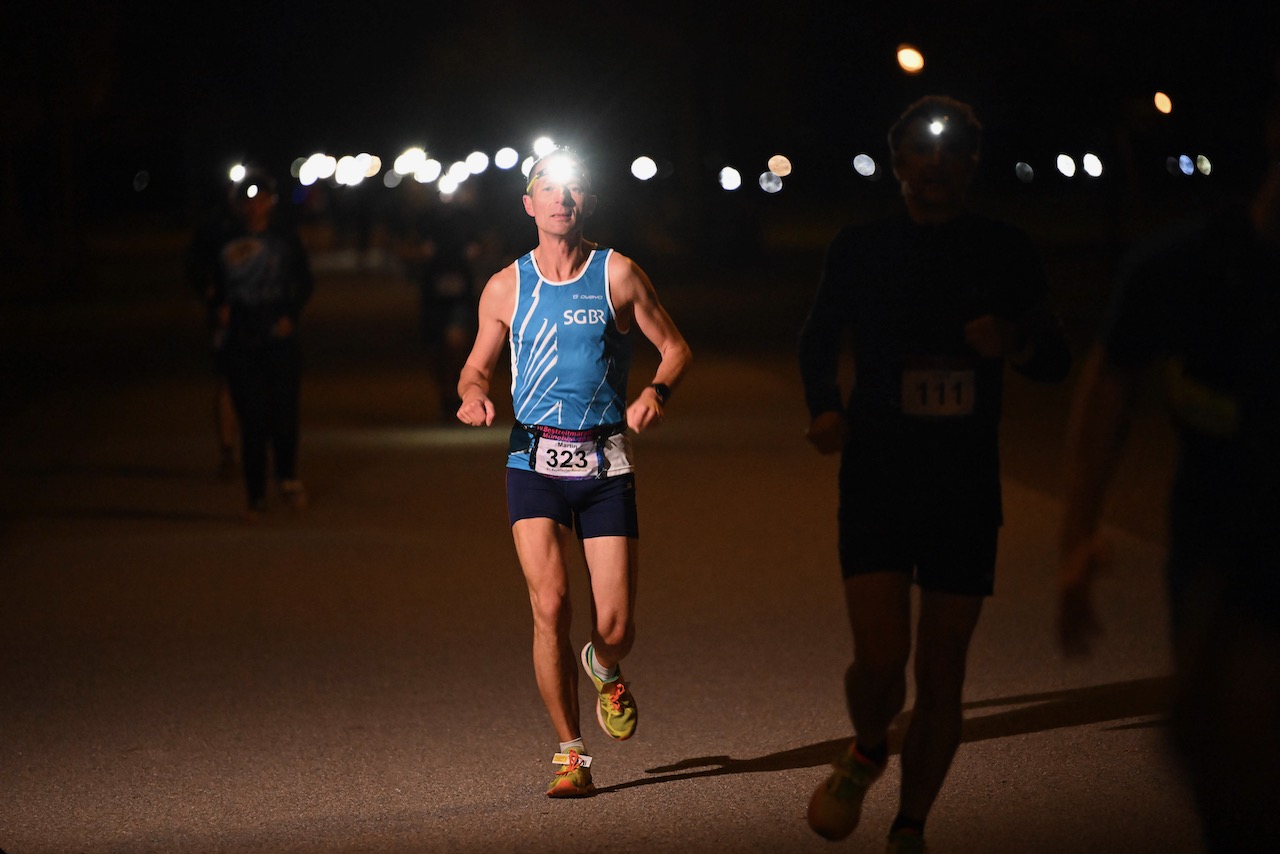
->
[510, 421, 627, 479]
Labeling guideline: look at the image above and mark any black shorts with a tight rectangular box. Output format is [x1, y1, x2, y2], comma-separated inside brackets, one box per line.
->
[838, 499, 999, 596]
[506, 468, 639, 540]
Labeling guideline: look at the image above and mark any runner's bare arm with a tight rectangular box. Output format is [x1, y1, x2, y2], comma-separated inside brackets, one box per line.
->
[610, 253, 692, 432]
[456, 266, 515, 427]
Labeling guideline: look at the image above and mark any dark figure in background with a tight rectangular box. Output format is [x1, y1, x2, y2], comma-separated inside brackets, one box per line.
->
[208, 170, 314, 520]
[1060, 97, 1280, 854]
[185, 194, 240, 479]
[799, 96, 1071, 853]
[401, 187, 483, 420]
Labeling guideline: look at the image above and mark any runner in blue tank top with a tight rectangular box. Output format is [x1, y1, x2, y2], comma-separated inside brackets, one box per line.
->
[456, 148, 692, 797]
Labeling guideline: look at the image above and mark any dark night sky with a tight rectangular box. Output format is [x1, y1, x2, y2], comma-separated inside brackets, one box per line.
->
[5, 0, 1279, 224]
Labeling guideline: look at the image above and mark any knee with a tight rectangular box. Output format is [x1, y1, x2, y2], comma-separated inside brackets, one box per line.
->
[851, 638, 911, 679]
[528, 588, 571, 634]
[911, 658, 968, 712]
[595, 611, 634, 651]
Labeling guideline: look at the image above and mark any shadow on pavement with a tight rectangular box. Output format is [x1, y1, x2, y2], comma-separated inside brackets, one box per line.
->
[600, 676, 1171, 795]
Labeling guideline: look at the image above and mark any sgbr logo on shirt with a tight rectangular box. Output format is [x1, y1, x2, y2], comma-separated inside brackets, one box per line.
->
[563, 309, 607, 325]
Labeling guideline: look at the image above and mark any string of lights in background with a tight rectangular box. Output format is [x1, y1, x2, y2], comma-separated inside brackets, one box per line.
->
[220, 45, 1215, 200]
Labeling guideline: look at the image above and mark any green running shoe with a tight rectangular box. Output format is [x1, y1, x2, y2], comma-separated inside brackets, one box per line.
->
[580, 643, 638, 741]
[546, 748, 594, 798]
[806, 742, 885, 840]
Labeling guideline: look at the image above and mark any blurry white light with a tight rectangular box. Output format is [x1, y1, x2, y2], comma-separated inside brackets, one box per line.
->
[768, 154, 792, 177]
[336, 155, 366, 187]
[414, 159, 443, 183]
[495, 147, 520, 169]
[928, 120, 945, 136]
[229, 164, 247, 183]
[447, 161, 471, 183]
[719, 166, 742, 191]
[759, 171, 783, 193]
[852, 154, 877, 177]
[307, 153, 337, 181]
[439, 174, 461, 195]
[466, 151, 490, 174]
[1154, 92, 1173, 114]
[359, 153, 381, 178]
[1179, 154, 1194, 176]
[897, 44, 924, 74]
[395, 147, 427, 176]
[1015, 162, 1035, 183]
[1056, 154, 1077, 178]
[1196, 154, 1212, 175]
[521, 155, 536, 179]
[532, 137, 557, 158]
[631, 156, 658, 181]
[384, 171, 403, 188]
[1082, 152, 1103, 177]
[298, 153, 335, 187]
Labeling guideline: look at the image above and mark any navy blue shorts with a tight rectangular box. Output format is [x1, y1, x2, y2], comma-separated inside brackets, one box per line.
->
[506, 468, 639, 539]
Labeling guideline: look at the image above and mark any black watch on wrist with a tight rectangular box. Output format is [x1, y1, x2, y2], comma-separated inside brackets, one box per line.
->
[649, 383, 671, 405]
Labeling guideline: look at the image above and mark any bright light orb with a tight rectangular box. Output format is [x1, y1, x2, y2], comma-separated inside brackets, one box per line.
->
[298, 153, 337, 187]
[1154, 92, 1173, 114]
[1179, 154, 1194, 176]
[768, 154, 792, 177]
[897, 44, 925, 74]
[466, 151, 490, 174]
[631, 156, 658, 181]
[229, 164, 247, 183]
[1056, 154, 1077, 178]
[532, 137, 557, 158]
[1015, 162, 1035, 183]
[447, 161, 471, 183]
[494, 147, 519, 169]
[852, 154, 877, 177]
[759, 171, 783, 193]
[928, 120, 945, 136]
[336, 155, 365, 187]
[719, 166, 742, 191]
[1196, 154, 1212, 175]
[1082, 152, 1103, 177]
[414, 159, 443, 184]
[395, 147, 427, 176]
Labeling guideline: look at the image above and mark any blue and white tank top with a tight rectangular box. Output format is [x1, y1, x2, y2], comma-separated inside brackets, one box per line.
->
[506, 248, 635, 475]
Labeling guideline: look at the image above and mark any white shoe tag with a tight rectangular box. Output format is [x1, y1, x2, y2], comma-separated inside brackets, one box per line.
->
[552, 752, 592, 768]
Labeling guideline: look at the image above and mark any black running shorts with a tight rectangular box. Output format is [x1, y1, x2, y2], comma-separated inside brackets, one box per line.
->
[506, 468, 639, 540]
[838, 498, 999, 596]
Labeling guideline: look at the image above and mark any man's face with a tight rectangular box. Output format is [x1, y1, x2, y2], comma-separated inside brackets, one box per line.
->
[892, 117, 978, 213]
[522, 154, 594, 234]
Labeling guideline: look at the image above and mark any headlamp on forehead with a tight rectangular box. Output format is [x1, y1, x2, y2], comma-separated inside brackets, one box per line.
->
[525, 149, 589, 193]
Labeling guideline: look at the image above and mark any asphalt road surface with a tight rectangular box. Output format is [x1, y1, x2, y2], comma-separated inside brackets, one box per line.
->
[1, 255, 1198, 853]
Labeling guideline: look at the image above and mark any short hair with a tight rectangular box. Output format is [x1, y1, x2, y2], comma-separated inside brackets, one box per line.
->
[888, 96, 983, 159]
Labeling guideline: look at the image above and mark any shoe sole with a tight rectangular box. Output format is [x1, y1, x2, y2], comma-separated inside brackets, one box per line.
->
[546, 782, 596, 798]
